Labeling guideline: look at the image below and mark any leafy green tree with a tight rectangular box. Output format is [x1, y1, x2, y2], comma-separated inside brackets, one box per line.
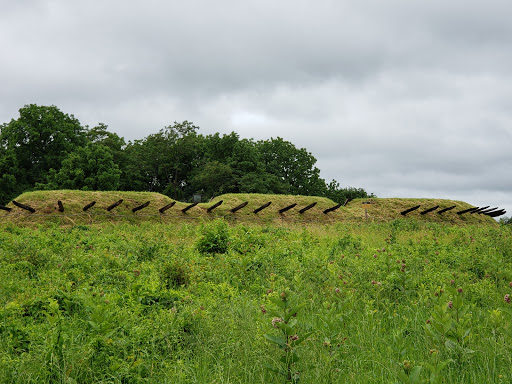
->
[324, 180, 371, 203]
[190, 160, 234, 198]
[125, 121, 203, 199]
[189, 133, 276, 199]
[257, 137, 325, 196]
[0, 152, 19, 204]
[39, 143, 121, 191]
[85, 123, 133, 190]
[228, 138, 276, 194]
[85, 123, 125, 154]
[0, 104, 87, 199]
[160, 121, 203, 199]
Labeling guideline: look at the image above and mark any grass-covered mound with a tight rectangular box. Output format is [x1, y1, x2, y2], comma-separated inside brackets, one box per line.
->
[0, 190, 497, 225]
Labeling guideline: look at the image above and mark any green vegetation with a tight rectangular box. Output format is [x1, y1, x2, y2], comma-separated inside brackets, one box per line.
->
[1, 217, 511, 383]
[0, 104, 370, 205]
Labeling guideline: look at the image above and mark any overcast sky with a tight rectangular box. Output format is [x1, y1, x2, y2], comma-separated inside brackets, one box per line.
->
[1, 0, 511, 217]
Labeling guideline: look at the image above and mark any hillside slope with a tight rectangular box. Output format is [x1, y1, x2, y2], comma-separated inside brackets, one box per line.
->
[0, 190, 497, 225]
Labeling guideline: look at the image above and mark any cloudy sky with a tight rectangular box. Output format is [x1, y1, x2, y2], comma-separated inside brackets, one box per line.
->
[1, 0, 511, 216]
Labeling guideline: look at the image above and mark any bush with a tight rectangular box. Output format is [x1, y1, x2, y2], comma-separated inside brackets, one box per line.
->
[196, 219, 230, 255]
[161, 260, 191, 288]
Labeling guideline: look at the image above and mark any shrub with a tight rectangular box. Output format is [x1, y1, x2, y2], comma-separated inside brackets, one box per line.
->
[161, 260, 191, 288]
[196, 219, 230, 255]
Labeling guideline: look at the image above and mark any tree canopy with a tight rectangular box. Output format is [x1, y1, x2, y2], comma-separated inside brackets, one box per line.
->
[0, 104, 372, 204]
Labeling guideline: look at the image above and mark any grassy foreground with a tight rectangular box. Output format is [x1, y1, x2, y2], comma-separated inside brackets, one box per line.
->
[1, 219, 511, 383]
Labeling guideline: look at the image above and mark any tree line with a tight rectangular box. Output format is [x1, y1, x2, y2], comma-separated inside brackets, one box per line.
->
[0, 104, 372, 204]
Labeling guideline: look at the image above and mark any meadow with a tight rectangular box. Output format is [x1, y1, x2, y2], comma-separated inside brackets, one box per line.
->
[1, 218, 511, 383]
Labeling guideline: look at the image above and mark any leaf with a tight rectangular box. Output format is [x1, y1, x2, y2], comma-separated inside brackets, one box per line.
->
[277, 321, 294, 336]
[444, 339, 458, 350]
[409, 366, 422, 383]
[436, 359, 453, 373]
[284, 303, 306, 322]
[269, 296, 286, 309]
[291, 331, 314, 347]
[264, 334, 286, 348]
[396, 370, 411, 384]
[263, 363, 285, 376]
[287, 318, 297, 329]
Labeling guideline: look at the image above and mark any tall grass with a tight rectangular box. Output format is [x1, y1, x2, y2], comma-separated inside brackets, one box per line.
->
[0, 219, 511, 383]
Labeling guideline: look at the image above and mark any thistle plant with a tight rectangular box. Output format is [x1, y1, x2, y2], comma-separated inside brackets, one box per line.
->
[263, 288, 313, 383]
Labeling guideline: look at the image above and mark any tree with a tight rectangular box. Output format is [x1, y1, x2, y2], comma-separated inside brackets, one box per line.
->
[85, 123, 133, 190]
[324, 180, 371, 203]
[0, 104, 87, 198]
[39, 143, 121, 191]
[189, 160, 234, 198]
[0, 152, 19, 204]
[257, 137, 325, 196]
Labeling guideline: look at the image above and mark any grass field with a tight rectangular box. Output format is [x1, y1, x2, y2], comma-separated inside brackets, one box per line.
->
[1, 192, 510, 383]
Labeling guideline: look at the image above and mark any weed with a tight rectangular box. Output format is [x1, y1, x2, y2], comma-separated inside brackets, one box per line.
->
[264, 288, 313, 383]
[196, 219, 230, 254]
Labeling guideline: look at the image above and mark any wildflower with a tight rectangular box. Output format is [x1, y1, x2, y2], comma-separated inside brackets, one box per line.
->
[457, 288, 463, 293]
[272, 317, 283, 328]
[505, 294, 511, 304]
[335, 287, 340, 293]
[290, 335, 299, 341]
[450, 280, 455, 285]
[509, 282, 512, 288]
[377, 282, 382, 287]
[260, 305, 267, 314]
[448, 301, 453, 309]
[373, 254, 378, 258]
[426, 319, 431, 324]
[133, 269, 140, 277]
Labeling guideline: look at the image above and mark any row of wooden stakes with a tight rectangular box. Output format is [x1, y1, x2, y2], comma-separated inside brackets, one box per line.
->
[400, 205, 506, 218]
[1, 200, 344, 215]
